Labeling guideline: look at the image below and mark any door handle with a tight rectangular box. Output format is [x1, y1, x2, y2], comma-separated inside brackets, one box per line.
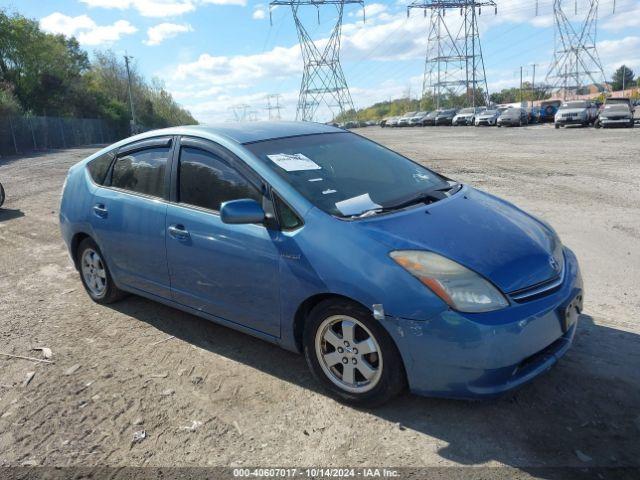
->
[93, 204, 108, 218]
[168, 224, 190, 240]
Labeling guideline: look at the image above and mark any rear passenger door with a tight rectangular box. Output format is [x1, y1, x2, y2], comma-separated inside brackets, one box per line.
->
[90, 137, 173, 298]
[165, 137, 281, 336]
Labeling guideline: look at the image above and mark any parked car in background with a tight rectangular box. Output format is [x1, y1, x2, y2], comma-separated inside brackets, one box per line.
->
[434, 109, 458, 126]
[497, 107, 529, 127]
[60, 122, 583, 406]
[408, 111, 429, 126]
[603, 97, 634, 114]
[452, 107, 485, 126]
[595, 104, 634, 128]
[554, 101, 598, 128]
[538, 100, 562, 123]
[422, 110, 440, 126]
[397, 112, 417, 127]
[475, 109, 501, 126]
[386, 117, 400, 127]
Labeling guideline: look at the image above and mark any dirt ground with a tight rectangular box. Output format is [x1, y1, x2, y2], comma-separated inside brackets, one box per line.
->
[0, 124, 639, 476]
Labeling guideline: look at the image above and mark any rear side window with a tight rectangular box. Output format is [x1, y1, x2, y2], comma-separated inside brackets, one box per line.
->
[87, 152, 114, 185]
[111, 147, 170, 198]
[178, 146, 261, 211]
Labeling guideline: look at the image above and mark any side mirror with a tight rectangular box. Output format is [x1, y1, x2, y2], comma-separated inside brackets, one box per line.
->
[220, 199, 265, 225]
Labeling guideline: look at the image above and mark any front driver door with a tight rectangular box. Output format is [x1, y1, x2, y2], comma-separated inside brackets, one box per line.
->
[165, 138, 280, 337]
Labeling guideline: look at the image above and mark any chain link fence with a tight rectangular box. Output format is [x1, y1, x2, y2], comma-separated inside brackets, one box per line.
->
[0, 116, 126, 158]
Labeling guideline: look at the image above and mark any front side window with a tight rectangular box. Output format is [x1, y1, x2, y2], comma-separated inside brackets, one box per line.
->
[111, 147, 169, 198]
[245, 132, 448, 217]
[178, 146, 261, 211]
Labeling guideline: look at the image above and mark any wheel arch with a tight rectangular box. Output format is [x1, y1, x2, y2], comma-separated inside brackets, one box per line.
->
[292, 293, 372, 353]
[70, 232, 92, 269]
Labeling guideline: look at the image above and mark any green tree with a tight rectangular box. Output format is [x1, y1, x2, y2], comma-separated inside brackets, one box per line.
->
[0, 9, 196, 131]
[611, 65, 634, 91]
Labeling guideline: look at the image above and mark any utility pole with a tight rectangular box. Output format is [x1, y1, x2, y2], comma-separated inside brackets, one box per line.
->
[123, 54, 137, 133]
[622, 65, 626, 94]
[531, 63, 537, 108]
[520, 66, 524, 104]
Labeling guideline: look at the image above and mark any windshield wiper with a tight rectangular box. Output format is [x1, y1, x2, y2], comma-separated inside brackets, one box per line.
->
[352, 183, 460, 218]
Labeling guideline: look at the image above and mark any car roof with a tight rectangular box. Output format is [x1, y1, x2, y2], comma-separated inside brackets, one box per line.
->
[119, 121, 344, 146]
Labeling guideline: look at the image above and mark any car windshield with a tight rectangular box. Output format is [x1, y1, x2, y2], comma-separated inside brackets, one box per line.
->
[427, 111, 439, 118]
[604, 104, 630, 112]
[246, 133, 449, 218]
[502, 109, 521, 117]
[561, 101, 588, 109]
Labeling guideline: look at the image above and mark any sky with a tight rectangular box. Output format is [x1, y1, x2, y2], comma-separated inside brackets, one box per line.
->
[2, 0, 640, 123]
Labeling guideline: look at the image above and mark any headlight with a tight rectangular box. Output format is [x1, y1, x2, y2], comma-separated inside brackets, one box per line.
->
[390, 251, 509, 313]
[599, 116, 608, 120]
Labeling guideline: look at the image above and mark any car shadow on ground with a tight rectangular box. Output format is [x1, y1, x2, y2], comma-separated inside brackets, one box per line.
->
[108, 296, 640, 479]
[0, 208, 24, 222]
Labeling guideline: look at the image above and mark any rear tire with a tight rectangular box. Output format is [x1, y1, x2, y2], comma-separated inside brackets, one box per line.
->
[555, 123, 560, 129]
[77, 238, 126, 304]
[303, 299, 406, 407]
[0, 182, 5, 208]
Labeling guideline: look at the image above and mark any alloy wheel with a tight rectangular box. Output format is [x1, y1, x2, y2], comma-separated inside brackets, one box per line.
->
[81, 248, 107, 297]
[314, 315, 383, 394]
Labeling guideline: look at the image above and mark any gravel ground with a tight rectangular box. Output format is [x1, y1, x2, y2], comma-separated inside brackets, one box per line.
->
[0, 124, 639, 476]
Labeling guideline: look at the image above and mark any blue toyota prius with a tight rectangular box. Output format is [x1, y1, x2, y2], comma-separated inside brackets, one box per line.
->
[60, 122, 583, 406]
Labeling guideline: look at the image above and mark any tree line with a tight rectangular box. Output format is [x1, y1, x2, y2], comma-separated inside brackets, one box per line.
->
[0, 10, 196, 133]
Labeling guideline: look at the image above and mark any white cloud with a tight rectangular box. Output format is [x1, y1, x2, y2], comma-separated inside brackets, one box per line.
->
[597, 36, 640, 73]
[80, 0, 245, 18]
[145, 22, 193, 45]
[173, 45, 301, 86]
[252, 7, 266, 20]
[40, 12, 137, 46]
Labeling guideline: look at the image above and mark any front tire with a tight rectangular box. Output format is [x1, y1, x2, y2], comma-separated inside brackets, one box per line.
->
[0, 182, 5, 208]
[77, 238, 125, 304]
[303, 299, 406, 407]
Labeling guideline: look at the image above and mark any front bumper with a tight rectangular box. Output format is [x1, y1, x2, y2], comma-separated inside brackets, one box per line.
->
[476, 119, 495, 126]
[600, 118, 632, 127]
[382, 247, 583, 399]
[453, 117, 471, 125]
[556, 117, 587, 125]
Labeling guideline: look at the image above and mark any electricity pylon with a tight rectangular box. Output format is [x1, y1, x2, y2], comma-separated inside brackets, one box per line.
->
[408, 0, 496, 109]
[229, 104, 251, 122]
[269, 0, 364, 122]
[544, 0, 608, 98]
[265, 94, 283, 120]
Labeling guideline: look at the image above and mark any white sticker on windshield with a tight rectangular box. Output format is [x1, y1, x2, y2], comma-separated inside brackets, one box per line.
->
[335, 193, 382, 216]
[267, 153, 321, 172]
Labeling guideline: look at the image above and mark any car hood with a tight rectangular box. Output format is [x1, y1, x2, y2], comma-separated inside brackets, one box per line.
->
[478, 113, 498, 119]
[357, 187, 562, 293]
[455, 113, 474, 118]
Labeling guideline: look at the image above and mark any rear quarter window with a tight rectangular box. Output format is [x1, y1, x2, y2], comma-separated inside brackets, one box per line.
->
[86, 152, 115, 185]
